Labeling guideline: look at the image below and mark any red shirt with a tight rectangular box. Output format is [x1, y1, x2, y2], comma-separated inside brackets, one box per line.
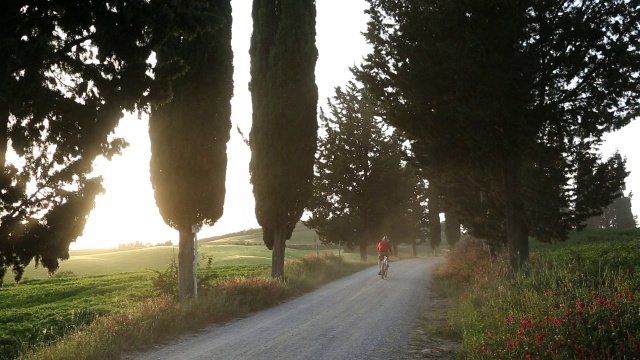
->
[377, 241, 392, 254]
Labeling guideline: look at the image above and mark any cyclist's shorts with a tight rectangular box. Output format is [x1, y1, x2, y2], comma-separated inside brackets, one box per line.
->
[378, 253, 391, 261]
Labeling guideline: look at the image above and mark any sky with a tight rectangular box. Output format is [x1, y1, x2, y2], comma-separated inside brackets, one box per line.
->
[72, 1, 640, 250]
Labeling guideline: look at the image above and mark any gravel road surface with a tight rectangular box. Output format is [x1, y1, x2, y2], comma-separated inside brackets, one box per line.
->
[131, 257, 442, 360]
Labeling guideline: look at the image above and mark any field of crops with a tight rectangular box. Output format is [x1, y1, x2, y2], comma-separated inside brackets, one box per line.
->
[0, 263, 292, 360]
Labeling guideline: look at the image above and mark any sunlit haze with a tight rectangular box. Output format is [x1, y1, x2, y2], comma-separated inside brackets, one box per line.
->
[73, 0, 639, 250]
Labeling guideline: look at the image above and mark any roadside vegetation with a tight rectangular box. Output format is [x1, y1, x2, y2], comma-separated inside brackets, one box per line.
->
[431, 228, 640, 359]
[4, 253, 371, 360]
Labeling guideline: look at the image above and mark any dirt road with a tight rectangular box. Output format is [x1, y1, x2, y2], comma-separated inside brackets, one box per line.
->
[131, 257, 442, 360]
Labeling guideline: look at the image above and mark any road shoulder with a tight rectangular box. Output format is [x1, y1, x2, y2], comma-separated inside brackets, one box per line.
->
[407, 279, 461, 358]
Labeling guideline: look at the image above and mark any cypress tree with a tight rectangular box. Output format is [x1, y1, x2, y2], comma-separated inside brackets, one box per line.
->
[249, 0, 318, 278]
[149, 0, 233, 300]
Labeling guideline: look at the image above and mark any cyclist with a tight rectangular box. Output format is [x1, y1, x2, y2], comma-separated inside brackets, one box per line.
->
[377, 236, 392, 275]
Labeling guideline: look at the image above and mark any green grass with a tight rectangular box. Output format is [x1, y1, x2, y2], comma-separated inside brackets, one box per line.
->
[432, 227, 640, 359]
[14, 254, 371, 360]
[0, 272, 157, 360]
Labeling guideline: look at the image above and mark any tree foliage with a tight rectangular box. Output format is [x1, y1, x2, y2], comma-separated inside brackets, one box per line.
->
[150, 0, 233, 300]
[0, 1, 211, 284]
[305, 81, 426, 261]
[249, 0, 318, 278]
[586, 177, 637, 230]
[358, 0, 640, 270]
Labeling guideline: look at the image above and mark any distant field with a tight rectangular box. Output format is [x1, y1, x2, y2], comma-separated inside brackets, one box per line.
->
[19, 245, 364, 280]
[17, 225, 431, 280]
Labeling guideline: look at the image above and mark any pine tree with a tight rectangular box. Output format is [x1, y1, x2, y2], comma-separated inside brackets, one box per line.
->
[250, 0, 318, 278]
[359, 0, 640, 271]
[305, 82, 425, 261]
[150, 0, 233, 300]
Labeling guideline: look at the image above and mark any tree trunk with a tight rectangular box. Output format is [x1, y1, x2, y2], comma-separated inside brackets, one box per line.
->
[0, 107, 8, 174]
[411, 238, 417, 257]
[504, 155, 529, 272]
[428, 185, 442, 251]
[445, 212, 461, 247]
[178, 230, 195, 301]
[359, 243, 368, 262]
[271, 226, 286, 278]
[392, 243, 398, 257]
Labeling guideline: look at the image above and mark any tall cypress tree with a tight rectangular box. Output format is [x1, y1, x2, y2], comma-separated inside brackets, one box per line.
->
[149, 0, 233, 300]
[249, 0, 318, 278]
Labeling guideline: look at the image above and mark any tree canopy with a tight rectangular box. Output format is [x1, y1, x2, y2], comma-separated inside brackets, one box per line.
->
[150, 0, 233, 300]
[358, 0, 640, 270]
[305, 81, 427, 261]
[0, 1, 212, 283]
[249, 0, 318, 278]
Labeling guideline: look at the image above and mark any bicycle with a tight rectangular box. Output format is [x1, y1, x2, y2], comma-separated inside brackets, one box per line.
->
[380, 255, 389, 279]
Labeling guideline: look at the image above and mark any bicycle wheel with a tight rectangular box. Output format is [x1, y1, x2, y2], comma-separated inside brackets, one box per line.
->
[381, 257, 388, 279]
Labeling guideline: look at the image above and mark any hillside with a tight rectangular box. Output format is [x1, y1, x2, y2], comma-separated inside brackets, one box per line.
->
[199, 222, 317, 245]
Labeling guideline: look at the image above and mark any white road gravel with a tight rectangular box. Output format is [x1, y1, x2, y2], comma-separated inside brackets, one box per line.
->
[129, 257, 443, 360]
